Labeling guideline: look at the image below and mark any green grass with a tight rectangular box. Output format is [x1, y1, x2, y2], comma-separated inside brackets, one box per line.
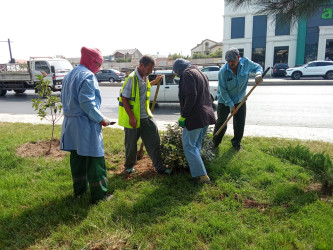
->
[0, 122, 333, 249]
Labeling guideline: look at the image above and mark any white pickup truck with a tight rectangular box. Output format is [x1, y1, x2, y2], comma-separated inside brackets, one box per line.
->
[148, 70, 218, 104]
[0, 57, 73, 96]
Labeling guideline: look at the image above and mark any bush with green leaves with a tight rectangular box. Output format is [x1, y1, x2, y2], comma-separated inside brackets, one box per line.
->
[32, 75, 63, 153]
[160, 123, 215, 170]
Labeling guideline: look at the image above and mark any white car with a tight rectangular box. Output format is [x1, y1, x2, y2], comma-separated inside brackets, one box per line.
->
[285, 60, 333, 80]
[201, 66, 220, 81]
[148, 70, 218, 103]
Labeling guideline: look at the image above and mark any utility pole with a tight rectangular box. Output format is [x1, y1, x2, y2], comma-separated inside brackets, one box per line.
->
[0, 38, 14, 63]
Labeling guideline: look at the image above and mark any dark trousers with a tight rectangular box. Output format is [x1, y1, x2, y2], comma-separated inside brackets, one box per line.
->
[213, 102, 247, 147]
[124, 117, 165, 173]
[70, 150, 108, 202]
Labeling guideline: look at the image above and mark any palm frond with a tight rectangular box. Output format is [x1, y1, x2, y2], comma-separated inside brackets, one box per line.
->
[225, 0, 332, 24]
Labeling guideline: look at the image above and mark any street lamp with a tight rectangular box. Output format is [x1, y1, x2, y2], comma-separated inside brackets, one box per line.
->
[0, 38, 14, 63]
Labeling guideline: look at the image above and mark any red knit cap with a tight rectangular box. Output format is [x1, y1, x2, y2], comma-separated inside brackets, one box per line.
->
[80, 47, 103, 73]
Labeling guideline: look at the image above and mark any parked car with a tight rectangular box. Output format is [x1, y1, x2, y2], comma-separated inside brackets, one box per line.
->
[201, 66, 220, 81]
[271, 63, 289, 77]
[285, 60, 333, 80]
[95, 69, 125, 83]
[148, 70, 218, 104]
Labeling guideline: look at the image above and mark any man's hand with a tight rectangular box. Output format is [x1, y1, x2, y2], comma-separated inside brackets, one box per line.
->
[101, 117, 115, 126]
[255, 73, 263, 85]
[129, 114, 137, 128]
[151, 74, 163, 85]
[230, 106, 237, 115]
[178, 116, 186, 128]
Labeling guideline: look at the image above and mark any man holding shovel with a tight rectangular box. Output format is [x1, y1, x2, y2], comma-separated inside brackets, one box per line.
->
[213, 48, 263, 151]
[118, 55, 171, 175]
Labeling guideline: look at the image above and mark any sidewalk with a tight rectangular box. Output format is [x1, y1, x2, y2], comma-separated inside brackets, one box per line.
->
[1, 113, 332, 143]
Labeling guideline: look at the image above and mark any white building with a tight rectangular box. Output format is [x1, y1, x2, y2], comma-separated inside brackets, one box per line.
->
[223, 2, 333, 68]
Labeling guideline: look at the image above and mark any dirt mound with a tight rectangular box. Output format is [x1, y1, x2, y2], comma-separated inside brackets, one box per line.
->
[16, 139, 67, 160]
[108, 155, 158, 180]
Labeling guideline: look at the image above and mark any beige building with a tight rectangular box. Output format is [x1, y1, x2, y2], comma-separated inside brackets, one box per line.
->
[111, 49, 142, 61]
[191, 39, 222, 56]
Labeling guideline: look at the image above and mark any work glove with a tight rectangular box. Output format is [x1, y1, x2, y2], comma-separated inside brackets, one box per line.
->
[230, 106, 237, 115]
[101, 116, 112, 126]
[255, 73, 263, 85]
[178, 116, 186, 128]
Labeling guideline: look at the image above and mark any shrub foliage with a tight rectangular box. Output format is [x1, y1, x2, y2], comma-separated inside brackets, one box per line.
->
[160, 123, 215, 169]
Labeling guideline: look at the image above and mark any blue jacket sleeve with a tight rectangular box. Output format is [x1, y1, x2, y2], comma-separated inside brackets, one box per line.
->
[78, 75, 103, 123]
[248, 60, 263, 75]
[218, 69, 234, 108]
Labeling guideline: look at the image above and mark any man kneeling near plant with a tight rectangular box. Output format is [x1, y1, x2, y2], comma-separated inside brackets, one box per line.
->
[173, 58, 216, 184]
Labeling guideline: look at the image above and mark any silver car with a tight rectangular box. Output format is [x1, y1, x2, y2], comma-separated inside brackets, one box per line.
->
[95, 69, 126, 83]
[201, 66, 220, 81]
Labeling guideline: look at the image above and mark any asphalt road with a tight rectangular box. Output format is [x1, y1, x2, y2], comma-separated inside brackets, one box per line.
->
[0, 80, 332, 142]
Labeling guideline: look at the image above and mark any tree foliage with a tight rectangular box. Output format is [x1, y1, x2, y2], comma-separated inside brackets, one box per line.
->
[168, 53, 190, 60]
[225, 0, 332, 24]
[32, 75, 63, 153]
[192, 49, 222, 59]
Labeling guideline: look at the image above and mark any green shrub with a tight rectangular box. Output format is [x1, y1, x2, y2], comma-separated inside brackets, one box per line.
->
[160, 123, 215, 170]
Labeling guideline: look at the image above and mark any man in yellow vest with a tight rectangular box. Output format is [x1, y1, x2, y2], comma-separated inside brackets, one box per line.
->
[118, 55, 171, 175]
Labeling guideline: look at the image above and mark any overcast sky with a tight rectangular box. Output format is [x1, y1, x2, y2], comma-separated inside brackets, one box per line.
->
[0, 0, 224, 63]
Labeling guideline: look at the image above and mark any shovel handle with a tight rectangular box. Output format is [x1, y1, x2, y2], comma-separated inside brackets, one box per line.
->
[213, 67, 270, 138]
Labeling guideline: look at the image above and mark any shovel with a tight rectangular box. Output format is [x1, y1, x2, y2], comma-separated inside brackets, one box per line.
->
[137, 77, 162, 160]
[213, 67, 270, 140]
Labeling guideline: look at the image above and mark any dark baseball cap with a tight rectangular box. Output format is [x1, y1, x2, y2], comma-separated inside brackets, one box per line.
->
[225, 48, 240, 61]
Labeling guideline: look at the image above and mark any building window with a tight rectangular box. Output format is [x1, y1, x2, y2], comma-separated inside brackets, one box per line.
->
[238, 48, 244, 57]
[252, 15, 267, 68]
[252, 48, 265, 69]
[305, 27, 319, 63]
[275, 14, 290, 36]
[325, 39, 333, 60]
[274, 46, 289, 65]
[231, 17, 245, 39]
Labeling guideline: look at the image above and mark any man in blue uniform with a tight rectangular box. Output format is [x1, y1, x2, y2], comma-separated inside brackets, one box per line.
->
[213, 48, 263, 151]
[60, 47, 113, 204]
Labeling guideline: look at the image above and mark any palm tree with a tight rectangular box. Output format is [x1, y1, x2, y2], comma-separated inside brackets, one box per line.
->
[225, 0, 332, 24]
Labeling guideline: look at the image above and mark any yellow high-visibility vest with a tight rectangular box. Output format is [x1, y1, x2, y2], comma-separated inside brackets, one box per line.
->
[118, 71, 152, 128]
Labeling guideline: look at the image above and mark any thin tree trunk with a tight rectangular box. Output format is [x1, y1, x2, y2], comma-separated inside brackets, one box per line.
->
[48, 122, 55, 154]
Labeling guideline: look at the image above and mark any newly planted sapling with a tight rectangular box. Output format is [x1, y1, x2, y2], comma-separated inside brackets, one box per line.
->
[32, 74, 63, 153]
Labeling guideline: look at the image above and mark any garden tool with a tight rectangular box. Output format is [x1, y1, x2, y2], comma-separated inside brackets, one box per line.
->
[212, 67, 270, 140]
[137, 77, 162, 160]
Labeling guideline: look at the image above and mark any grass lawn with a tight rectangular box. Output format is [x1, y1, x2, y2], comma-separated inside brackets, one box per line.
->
[0, 122, 332, 249]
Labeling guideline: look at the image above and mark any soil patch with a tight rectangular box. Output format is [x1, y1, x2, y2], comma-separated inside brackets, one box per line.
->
[16, 139, 67, 160]
[243, 199, 269, 210]
[305, 182, 333, 199]
[108, 155, 158, 180]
